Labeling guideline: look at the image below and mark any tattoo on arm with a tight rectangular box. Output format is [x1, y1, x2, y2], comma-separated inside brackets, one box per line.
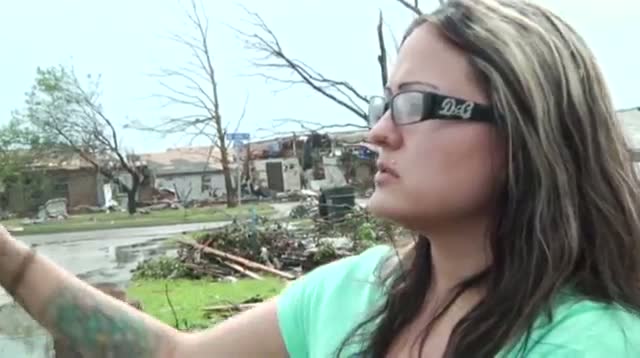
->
[46, 287, 159, 358]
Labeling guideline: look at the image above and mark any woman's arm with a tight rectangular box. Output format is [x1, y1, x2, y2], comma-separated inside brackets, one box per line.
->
[0, 227, 288, 358]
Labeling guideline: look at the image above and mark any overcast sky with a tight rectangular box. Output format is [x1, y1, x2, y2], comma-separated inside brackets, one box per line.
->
[1, 0, 638, 153]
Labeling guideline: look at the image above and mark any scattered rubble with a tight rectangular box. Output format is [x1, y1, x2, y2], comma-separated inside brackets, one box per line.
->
[289, 190, 319, 219]
[18, 198, 69, 225]
[71, 204, 109, 214]
[40, 198, 68, 219]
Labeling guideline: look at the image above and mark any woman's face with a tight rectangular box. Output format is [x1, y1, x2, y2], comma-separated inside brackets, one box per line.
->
[367, 23, 505, 229]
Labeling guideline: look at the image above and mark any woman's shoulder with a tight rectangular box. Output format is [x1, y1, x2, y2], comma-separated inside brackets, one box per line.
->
[306, 244, 394, 283]
[276, 244, 393, 357]
[506, 296, 640, 357]
[279, 243, 393, 304]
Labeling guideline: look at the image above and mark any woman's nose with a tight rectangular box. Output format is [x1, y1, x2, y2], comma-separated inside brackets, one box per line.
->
[367, 112, 403, 150]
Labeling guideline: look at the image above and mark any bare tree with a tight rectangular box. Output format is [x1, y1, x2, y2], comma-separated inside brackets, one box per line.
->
[236, 0, 437, 126]
[235, 10, 370, 124]
[20, 65, 146, 215]
[132, 0, 242, 208]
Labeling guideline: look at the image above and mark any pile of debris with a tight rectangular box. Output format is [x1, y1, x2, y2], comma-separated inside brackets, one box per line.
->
[133, 207, 399, 282]
[174, 216, 359, 281]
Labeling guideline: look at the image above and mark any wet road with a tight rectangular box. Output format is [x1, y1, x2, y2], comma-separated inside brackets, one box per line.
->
[19, 221, 232, 246]
[0, 221, 229, 306]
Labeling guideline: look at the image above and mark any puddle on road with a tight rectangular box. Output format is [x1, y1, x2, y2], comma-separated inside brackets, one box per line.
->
[112, 237, 178, 266]
[0, 238, 181, 357]
[77, 237, 178, 287]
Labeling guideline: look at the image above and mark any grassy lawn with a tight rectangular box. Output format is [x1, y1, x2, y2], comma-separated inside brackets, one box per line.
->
[127, 277, 287, 331]
[3, 204, 275, 236]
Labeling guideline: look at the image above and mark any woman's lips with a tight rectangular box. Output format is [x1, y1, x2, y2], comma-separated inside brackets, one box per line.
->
[376, 161, 399, 178]
[375, 161, 399, 185]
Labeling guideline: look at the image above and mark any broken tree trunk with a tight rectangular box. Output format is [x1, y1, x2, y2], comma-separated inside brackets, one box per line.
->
[221, 260, 264, 280]
[177, 238, 296, 280]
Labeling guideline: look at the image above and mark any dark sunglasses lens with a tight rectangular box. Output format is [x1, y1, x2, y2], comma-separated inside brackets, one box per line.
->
[368, 96, 387, 127]
[393, 92, 424, 125]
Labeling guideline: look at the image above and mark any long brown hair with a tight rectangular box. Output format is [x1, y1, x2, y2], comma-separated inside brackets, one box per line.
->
[338, 0, 640, 356]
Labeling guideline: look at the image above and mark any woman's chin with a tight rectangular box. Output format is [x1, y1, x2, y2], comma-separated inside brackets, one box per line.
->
[367, 190, 402, 221]
[367, 190, 429, 230]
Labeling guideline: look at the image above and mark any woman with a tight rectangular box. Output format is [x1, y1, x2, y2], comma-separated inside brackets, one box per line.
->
[1, 0, 639, 357]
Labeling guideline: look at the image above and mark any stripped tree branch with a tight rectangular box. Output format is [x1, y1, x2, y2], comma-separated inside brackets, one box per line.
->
[234, 7, 370, 124]
[395, 0, 424, 15]
[377, 11, 389, 89]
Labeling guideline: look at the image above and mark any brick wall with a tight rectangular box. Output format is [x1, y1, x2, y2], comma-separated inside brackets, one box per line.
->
[48, 169, 99, 208]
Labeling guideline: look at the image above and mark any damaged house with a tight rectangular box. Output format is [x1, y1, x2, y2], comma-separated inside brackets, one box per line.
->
[297, 130, 375, 192]
[238, 130, 376, 195]
[1, 154, 101, 215]
[140, 146, 236, 203]
[0, 153, 150, 215]
[240, 136, 304, 195]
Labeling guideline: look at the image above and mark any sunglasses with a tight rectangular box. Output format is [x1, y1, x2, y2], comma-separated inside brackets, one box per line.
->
[367, 90, 496, 128]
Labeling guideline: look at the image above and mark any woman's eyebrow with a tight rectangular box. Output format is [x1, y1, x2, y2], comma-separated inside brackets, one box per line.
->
[384, 81, 441, 94]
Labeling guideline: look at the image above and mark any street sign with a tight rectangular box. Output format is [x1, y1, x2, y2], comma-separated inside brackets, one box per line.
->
[357, 145, 376, 159]
[227, 132, 250, 141]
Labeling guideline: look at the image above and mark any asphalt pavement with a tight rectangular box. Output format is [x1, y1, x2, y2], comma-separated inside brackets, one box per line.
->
[0, 221, 230, 306]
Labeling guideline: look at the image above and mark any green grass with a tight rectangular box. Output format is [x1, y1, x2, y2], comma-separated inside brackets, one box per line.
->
[127, 277, 286, 331]
[3, 204, 275, 235]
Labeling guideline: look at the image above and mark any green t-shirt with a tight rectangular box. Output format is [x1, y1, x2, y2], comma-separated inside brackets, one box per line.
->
[277, 245, 640, 357]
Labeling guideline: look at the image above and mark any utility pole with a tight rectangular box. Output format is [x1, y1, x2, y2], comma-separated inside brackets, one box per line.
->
[235, 140, 243, 206]
[228, 132, 250, 206]
[237, 162, 242, 206]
